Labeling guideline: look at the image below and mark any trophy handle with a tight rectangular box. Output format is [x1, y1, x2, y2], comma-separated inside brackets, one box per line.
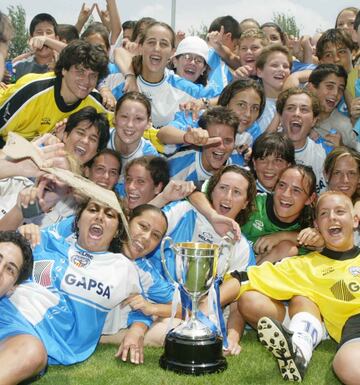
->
[217, 232, 235, 278]
[161, 235, 177, 285]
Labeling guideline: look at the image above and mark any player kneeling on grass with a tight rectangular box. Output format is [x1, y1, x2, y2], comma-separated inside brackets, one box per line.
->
[219, 191, 360, 384]
[0, 231, 33, 299]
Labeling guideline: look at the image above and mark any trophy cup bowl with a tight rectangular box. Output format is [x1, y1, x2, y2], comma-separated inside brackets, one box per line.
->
[159, 238, 227, 375]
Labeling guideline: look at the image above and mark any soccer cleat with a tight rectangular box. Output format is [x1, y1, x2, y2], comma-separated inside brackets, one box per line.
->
[257, 317, 307, 382]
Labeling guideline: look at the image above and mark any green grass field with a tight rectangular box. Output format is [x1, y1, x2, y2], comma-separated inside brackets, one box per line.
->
[37, 331, 341, 385]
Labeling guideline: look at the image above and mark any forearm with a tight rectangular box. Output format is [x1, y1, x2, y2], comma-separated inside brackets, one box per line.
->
[188, 191, 216, 221]
[43, 38, 67, 53]
[157, 125, 186, 145]
[149, 193, 171, 208]
[107, 0, 122, 44]
[75, 17, 86, 33]
[150, 303, 182, 318]
[215, 44, 240, 69]
[274, 231, 299, 244]
[114, 47, 135, 75]
[0, 205, 23, 231]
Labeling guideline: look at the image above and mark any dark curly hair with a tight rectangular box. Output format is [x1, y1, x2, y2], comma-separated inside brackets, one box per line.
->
[54, 39, 109, 81]
[0, 231, 33, 285]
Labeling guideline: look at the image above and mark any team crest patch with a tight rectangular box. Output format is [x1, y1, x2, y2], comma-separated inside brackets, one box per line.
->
[199, 231, 214, 243]
[33, 260, 54, 287]
[254, 220, 264, 231]
[349, 266, 360, 277]
[71, 250, 93, 268]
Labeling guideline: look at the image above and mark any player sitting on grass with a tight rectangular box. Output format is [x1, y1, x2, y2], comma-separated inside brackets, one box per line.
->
[219, 191, 360, 384]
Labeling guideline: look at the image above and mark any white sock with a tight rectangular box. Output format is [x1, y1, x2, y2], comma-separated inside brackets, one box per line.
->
[288, 312, 323, 363]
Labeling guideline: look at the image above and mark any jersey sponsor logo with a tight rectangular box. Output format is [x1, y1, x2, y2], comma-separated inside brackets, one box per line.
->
[349, 266, 360, 277]
[64, 273, 111, 299]
[33, 260, 54, 287]
[70, 250, 93, 268]
[316, 180, 326, 194]
[321, 266, 335, 276]
[330, 280, 356, 301]
[198, 231, 214, 244]
[253, 220, 264, 231]
[40, 117, 51, 126]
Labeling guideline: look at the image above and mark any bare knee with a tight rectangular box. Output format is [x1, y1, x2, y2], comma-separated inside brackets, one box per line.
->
[16, 336, 47, 374]
[238, 291, 285, 328]
[0, 335, 47, 384]
[333, 342, 360, 385]
[289, 296, 321, 320]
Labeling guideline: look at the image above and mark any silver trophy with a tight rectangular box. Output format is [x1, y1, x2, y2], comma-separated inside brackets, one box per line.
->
[159, 235, 233, 375]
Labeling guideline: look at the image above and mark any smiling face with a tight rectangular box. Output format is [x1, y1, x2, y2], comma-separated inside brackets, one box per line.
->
[281, 93, 317, 149]
[257, 52, 291, 97]
[202, 123, 235, 173]
[0, 242, 23, 298]
[327, 155, 360, 198]
[77, 200, 120, 252]
[114, 100, 149, 153]
[85, 153, 121, 190]
[273, 168, 312, 223]
[63, 120, 100, 165]
[211, 171, 249, 220]
[315, 193, 358, 252]
[173, 53, 206, 83]
[310, 74, 345, 115]
[140, 25, 174, 82]
[125, 164, 162, 209]
[227, 88, 261, 132]
[253, 154, 290, 191]
[238, 37, 264, 72]
[124, 209, 167, 259]
[61, 64, 98, 104]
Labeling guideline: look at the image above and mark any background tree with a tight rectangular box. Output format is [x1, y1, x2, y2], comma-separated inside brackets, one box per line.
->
[272, 12, 300, 38]
[7, 5, 29, 59]
[188, 22, 208, 40]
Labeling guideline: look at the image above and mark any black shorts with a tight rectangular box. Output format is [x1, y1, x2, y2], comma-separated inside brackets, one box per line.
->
[338, 313, 360, 349]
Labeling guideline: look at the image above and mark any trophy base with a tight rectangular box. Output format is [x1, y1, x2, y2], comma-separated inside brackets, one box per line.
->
[159, 332, 227, 375]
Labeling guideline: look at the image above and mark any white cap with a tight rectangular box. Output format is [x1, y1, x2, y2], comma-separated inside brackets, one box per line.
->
[174, 36, 209, 63]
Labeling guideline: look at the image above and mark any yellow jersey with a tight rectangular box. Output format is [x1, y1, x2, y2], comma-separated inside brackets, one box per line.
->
[239, 248, 360, 342]
[0, 72, 113, 141]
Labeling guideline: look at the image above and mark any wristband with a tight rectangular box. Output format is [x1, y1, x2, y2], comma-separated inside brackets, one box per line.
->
[124, 73, 136, 80]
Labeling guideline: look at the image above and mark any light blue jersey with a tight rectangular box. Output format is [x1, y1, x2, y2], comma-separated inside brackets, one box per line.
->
[98, 62, 124, 93]
[107, 128, 159, 168]
[112, 72, 221, 128]
[207, 48, 233, 90]
[0, 227, 141, 365]
[168, 149, 243, 182]
[46, 216, 174, 335]
[107, 128, 159, 195]
[149, 200, 255, 281]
